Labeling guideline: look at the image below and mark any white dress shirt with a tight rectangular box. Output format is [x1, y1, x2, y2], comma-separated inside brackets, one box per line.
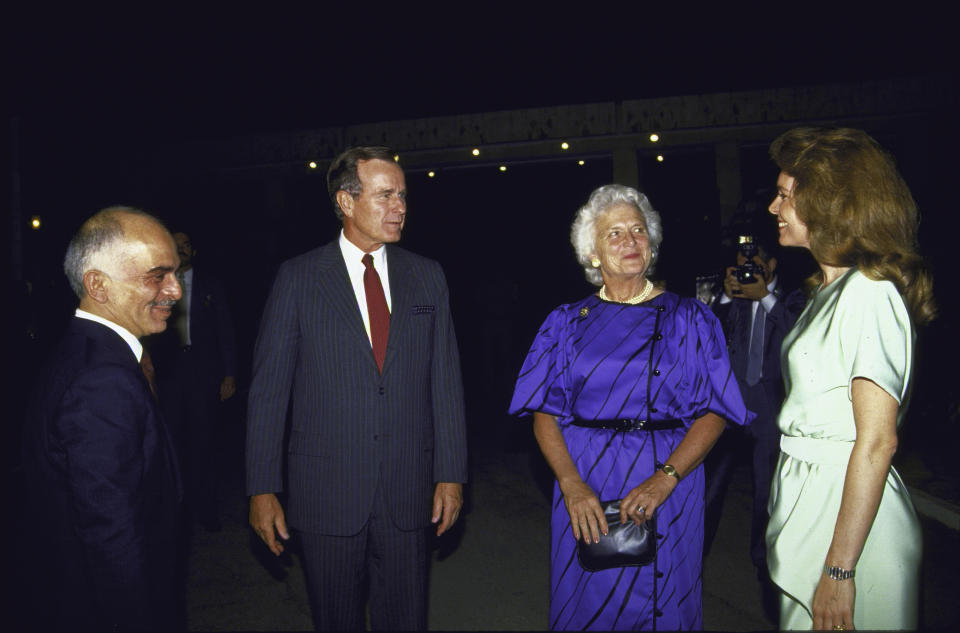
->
[338, 230, 393, 345]
[718, 276, 779, 331]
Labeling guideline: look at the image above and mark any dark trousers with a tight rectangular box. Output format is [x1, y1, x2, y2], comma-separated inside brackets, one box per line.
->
[703, 419, 779, 573]
[296, 480, 429, 631]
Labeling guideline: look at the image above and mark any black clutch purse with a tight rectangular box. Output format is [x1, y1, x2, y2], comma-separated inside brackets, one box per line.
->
[576, 499, 656, 572]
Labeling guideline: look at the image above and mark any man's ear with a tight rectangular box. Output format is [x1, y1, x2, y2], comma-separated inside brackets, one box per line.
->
[336, 190, 355, 219]
[82, 270, 110, 304]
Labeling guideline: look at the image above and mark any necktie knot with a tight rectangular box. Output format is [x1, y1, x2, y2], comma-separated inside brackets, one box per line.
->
[362, 253, 374, 270]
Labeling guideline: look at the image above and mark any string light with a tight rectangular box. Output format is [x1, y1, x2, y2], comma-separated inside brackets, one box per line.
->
[649, 133, 660, 142]
[471, 148, 480, 156]
[308, 161, 317, 169]
[499, 165, 507, 172]
[427, 171, 436, 178]
[31, 216, 41, 229]
[656, 154, 664, 162]
[561, 142, 569, 150]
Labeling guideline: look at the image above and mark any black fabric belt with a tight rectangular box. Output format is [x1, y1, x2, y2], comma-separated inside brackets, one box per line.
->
[571, 418, 683, 431]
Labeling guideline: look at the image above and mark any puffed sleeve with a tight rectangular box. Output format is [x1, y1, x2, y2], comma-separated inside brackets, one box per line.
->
[688, 300, 755, 426]
[840, 276, 913, 404]
[508, 306, 570, 418]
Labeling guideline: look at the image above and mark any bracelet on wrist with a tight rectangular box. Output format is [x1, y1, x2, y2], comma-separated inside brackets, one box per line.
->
[823, 564, 855, 581]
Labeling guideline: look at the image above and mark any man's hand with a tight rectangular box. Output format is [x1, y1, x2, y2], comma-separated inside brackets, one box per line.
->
[736, 256, 771, 301]
[723, 258, 770, 301]
[249, 493, 290, 555]
[219, 376, 237, 401]
[722, 265, 742, 298]
[432, 482, 463, 536]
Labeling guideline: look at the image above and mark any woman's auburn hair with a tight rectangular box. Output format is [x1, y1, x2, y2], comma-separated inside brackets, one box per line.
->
[770, 127, 936, 325]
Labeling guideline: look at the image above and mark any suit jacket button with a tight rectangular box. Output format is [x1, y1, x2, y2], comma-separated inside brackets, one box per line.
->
[653, 369, 660, 376]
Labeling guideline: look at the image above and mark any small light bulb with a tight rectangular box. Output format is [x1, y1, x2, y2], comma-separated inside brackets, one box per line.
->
[650, 133, 660, 143]
[499, 165, 507, 172]
[472, 148, 480, 156]
[308, 161, 317, 169]
[561, 142, 569, 150]
[577, 160, 585, 166]
[31, 216, 41, 229]
[393, 155, 400, 162]
[656, 154, 664, 162]
[428, 171, 435, 178]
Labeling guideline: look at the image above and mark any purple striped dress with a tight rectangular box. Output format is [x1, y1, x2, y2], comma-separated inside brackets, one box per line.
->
[510, 292, 751, 630]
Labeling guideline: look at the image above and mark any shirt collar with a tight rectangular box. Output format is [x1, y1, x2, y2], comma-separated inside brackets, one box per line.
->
[338, 230, 387, 270]
[75, 309, 143, 362]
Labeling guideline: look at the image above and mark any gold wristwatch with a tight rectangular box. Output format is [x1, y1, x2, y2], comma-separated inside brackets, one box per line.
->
[660, 464, 680, 480]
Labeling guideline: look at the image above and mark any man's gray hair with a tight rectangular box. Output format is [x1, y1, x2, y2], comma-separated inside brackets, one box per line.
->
[570, 184, 663, 286]
[63, 205, 157, 299]
[326, 146, 399, 220]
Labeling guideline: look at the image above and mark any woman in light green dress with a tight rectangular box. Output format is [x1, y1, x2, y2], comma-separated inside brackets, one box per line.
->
[763, 128, 936, 631]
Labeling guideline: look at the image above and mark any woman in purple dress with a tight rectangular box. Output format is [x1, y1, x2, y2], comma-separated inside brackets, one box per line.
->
[510, 185, 752, 630]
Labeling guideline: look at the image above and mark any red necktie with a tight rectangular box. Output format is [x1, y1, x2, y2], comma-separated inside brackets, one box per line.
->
[362, 254, 390, 373]
[140, 347, 159, 401]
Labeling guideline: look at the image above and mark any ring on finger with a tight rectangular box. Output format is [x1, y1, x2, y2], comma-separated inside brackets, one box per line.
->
[636, 506, 645, 515]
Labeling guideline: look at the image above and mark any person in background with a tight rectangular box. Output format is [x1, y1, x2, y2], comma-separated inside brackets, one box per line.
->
[704, 230, 805, 620]
[148, 230, 237, 532]
[765, 127, 935, 630]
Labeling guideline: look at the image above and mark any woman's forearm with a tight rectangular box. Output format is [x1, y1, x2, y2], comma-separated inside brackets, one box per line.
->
[663, 412, 727, 479]
[825, 378, 900, 570]
[532, 412, 583, 491]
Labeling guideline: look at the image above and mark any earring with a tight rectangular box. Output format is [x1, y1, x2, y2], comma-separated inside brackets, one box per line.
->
[590, 258, 601, 269]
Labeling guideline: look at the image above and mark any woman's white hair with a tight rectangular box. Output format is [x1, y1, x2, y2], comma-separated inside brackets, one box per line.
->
[570, 184, 663, 286]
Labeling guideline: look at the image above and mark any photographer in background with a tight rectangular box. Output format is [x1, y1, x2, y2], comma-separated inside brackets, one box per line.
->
[705, 232, 806, 622]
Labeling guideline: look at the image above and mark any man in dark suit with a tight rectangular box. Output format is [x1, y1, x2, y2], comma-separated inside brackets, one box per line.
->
[705, 237, 805, 595]
[21, 206, 184, 631]
[246, 146, 468, 631]
[149, 230, 237, 531]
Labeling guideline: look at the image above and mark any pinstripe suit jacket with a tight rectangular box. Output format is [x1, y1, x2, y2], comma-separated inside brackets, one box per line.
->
[245, 240, 468, 535]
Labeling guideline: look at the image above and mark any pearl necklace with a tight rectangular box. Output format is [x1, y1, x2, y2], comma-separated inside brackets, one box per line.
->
[599, 278, 654, 304]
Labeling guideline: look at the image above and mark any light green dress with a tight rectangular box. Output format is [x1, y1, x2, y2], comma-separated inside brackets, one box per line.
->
[766, 268, 921, 630]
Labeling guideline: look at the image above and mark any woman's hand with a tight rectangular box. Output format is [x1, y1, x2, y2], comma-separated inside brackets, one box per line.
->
[812, 572, 855, 630]
[559, 478, 607, 543]
[620, 470, 678, 526]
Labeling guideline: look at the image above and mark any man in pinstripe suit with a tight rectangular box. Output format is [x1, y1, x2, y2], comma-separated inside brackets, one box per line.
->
[246, 146, 468, 630]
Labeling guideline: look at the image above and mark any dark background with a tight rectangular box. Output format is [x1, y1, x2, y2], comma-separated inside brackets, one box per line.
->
[8, 9, 959, 470]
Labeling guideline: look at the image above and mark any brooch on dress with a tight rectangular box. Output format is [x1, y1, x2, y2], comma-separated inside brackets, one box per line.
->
[580, 307, 590, 317]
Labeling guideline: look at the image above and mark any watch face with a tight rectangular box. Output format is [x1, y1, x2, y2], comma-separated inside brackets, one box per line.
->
[661, 464, 678, 478]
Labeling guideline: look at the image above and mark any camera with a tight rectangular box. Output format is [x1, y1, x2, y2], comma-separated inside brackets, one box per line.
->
[735, 235, 764, 284]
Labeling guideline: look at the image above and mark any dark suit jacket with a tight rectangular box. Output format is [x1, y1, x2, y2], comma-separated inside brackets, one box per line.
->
[150, 266, 237, 387]
[245, 241, 468, 535]
[712, 284, 806, 432]
[21, 317, 183, 631]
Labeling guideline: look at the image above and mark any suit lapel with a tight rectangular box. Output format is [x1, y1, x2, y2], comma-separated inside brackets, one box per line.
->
[382, 245, 414, 376]
[74, 318, 184, 499]
[315, 241, 378, 362]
